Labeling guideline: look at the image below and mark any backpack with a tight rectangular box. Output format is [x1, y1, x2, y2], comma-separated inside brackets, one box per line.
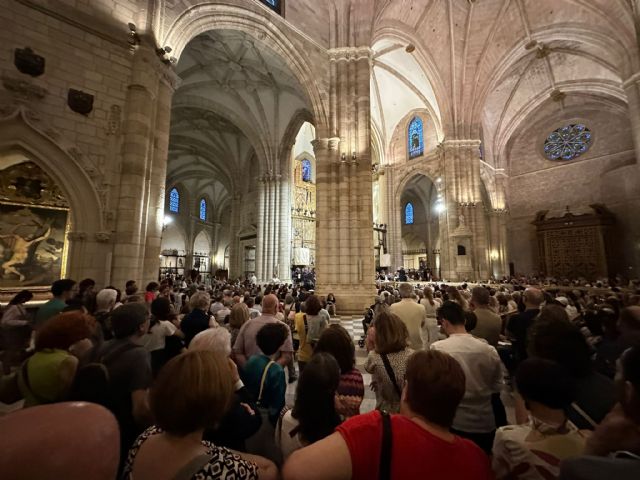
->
[69, 342, 139, 410]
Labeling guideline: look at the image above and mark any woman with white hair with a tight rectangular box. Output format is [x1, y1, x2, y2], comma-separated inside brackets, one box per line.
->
[94, 288, 118, 341]
[190, 328, 262, 451]
[179, 290, 216, 347]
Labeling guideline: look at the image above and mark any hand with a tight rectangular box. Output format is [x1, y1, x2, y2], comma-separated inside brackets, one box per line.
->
[228, 357, 240, 384]
[240, 402, 255, 416]
[370, 380, 377, 393]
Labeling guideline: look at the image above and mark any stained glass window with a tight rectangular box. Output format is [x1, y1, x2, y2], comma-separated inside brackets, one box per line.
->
[408, 116, 424, 158]
[302, 159, 312, 182]
[199, 198, 207, 221]
[544, 124, 592, 161]
[405, 202, 414, 225]
[169, 188, 179, 213]
[259, 0, 281, 14]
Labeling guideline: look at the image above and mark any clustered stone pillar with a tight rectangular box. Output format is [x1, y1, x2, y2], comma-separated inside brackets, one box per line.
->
[255, 174, 291, 282]
[110, 45, 177, 288]
[439, 140, 490, 281]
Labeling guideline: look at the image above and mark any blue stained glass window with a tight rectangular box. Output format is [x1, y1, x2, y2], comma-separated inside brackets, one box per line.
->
[302, 159, 312, 182]
[259, 0, 281, 14]
[169, 188, 179, 213]
[408, 117, 424, 158]
[199, 198, 207, 221]
[544, 124, 592, 161]
[405, 202, 414, 225]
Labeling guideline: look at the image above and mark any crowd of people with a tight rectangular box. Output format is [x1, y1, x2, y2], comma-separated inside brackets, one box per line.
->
[0, 275, 639, 479]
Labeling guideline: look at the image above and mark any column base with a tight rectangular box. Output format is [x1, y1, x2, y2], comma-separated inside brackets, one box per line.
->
[316, 283, 377, 316]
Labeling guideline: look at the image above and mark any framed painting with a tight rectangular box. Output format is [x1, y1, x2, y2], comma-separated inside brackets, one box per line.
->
[0, 202, 69, 289]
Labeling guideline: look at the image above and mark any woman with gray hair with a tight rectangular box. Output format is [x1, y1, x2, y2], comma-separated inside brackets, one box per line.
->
[180, 291, 216, 347]
[190, 327, 262, 451]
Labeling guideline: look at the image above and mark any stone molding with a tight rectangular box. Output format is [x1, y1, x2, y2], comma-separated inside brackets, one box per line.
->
[328, 47, 373, 62]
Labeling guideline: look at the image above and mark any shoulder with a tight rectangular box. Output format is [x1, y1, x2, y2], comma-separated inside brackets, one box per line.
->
[337, 410, 382, 438]
[201, 443, 258, 478]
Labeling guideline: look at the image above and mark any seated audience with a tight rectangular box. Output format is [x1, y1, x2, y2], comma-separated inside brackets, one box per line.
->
[432, 300, 503, 454]
[493, 358, 587, 479]
[528, 305, 616, 429]
[365, 311, 413, 413]
[0, 402, 120, 480]
[180, 291, 215, 347]
[34, 279, 76, 327]
[283, 350, 493, 480]
[276, 353, 342, 459]
[190, 328, 262, 451]
[122, 350, 277, 480]
[18, 311, 94, 406]
[314, 324, 364, 418]
[585, 344, 640, 457]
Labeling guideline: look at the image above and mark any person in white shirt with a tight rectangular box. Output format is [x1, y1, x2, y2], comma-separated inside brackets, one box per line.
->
[431, 300, 503, 455]
[390, 283, 426, 351]
[420, 286, 441, 348]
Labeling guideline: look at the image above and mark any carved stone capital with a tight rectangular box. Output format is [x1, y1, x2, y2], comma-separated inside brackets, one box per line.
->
[95, 231, 112, 243]
[67, 231, 87, 242]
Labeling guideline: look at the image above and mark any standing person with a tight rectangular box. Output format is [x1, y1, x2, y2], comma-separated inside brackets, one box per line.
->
[93, 303, 153, 468]
[314, 325, 365, 418]
[233, 294, 294, 370]
[144, 282, 159, 304]
[390, 283, 426, 351]
[365, 311, 413, 413]
[142, 297, 184, 376]
[431, 301, 503, 454]
[1, 289, 33, 327]
[470, 286, 503, 347]
[304, 294, 330, 346]
[94, 288, 118, 341]
[34, 279, 76, 327]
[276, 353, 342, 460]
[506, 287, 543, 365]
[122, 351, 276, 480]
[282, 350, 493, 480]
[420, 286, 441, 348]
[493, 358, 587, 479]
[228, 302, 250, 347]
[180, 291, 215, 347]
[293, 302, 313, 375]
[18, 312, 94, 406]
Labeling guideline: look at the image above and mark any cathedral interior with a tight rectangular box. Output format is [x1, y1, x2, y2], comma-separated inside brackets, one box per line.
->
[0, 0, 639, 312]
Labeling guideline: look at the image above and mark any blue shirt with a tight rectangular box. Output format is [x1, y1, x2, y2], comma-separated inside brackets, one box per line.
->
[241, 354, 286, 425]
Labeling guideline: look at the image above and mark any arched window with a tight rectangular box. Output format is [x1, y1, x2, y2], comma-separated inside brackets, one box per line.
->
[408, 116, 424, 159]
[405, 202, 414, 225]
[544, 124, 592, 161]
[169, 188, 180, 213]
[301, 159, 312, 182]
[199, 198, 207, 221]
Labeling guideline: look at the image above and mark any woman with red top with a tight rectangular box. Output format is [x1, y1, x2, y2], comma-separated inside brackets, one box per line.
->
[283, 350, 493, 480]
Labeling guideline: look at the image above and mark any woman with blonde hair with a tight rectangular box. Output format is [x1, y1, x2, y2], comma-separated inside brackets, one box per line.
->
[447, 286, 469, 311]
[364, 311, 412, 413]
[228, 303, 250, 346]
[420, 286, 441, 348]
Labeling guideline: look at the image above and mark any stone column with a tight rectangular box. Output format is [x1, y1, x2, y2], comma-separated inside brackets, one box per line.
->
[278, 174, 292, 281]
[142, 71, 178, 285]
[623, 75, 640, 186]
[227, 194, 241, 280]
[256, 177, 266, 281]
[439, 140, 490, 281]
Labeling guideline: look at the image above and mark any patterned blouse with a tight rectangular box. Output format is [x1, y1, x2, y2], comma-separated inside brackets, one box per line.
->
[492, 417, 587, 479]
[123, 426, 258, 479]
[364, 347, 413, 413]
[336, 368, 365, 418]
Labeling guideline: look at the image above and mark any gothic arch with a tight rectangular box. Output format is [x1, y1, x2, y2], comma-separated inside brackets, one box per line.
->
[0, 107, 103, 235]
[162, 2, 328, 133]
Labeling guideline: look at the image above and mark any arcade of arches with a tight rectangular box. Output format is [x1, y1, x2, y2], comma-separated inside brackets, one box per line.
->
[1, 0, 640, 312]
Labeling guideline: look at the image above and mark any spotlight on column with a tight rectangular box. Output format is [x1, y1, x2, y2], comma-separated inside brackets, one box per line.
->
[163, 215, 173, 227]
[435, 201, 446, 214]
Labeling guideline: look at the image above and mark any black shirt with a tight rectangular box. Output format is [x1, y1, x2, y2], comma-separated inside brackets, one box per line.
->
[506, 308, 539, 362]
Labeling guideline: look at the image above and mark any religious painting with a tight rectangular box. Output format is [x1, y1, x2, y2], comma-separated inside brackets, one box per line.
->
[0, 203, 68, 287]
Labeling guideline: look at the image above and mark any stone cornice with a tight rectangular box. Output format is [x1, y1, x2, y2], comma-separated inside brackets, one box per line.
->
[328, 47, 373, 62]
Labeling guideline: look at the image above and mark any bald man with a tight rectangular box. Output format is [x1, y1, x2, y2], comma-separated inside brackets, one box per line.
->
[233, 293, 293, 368]
[506, 287, 544, 364]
